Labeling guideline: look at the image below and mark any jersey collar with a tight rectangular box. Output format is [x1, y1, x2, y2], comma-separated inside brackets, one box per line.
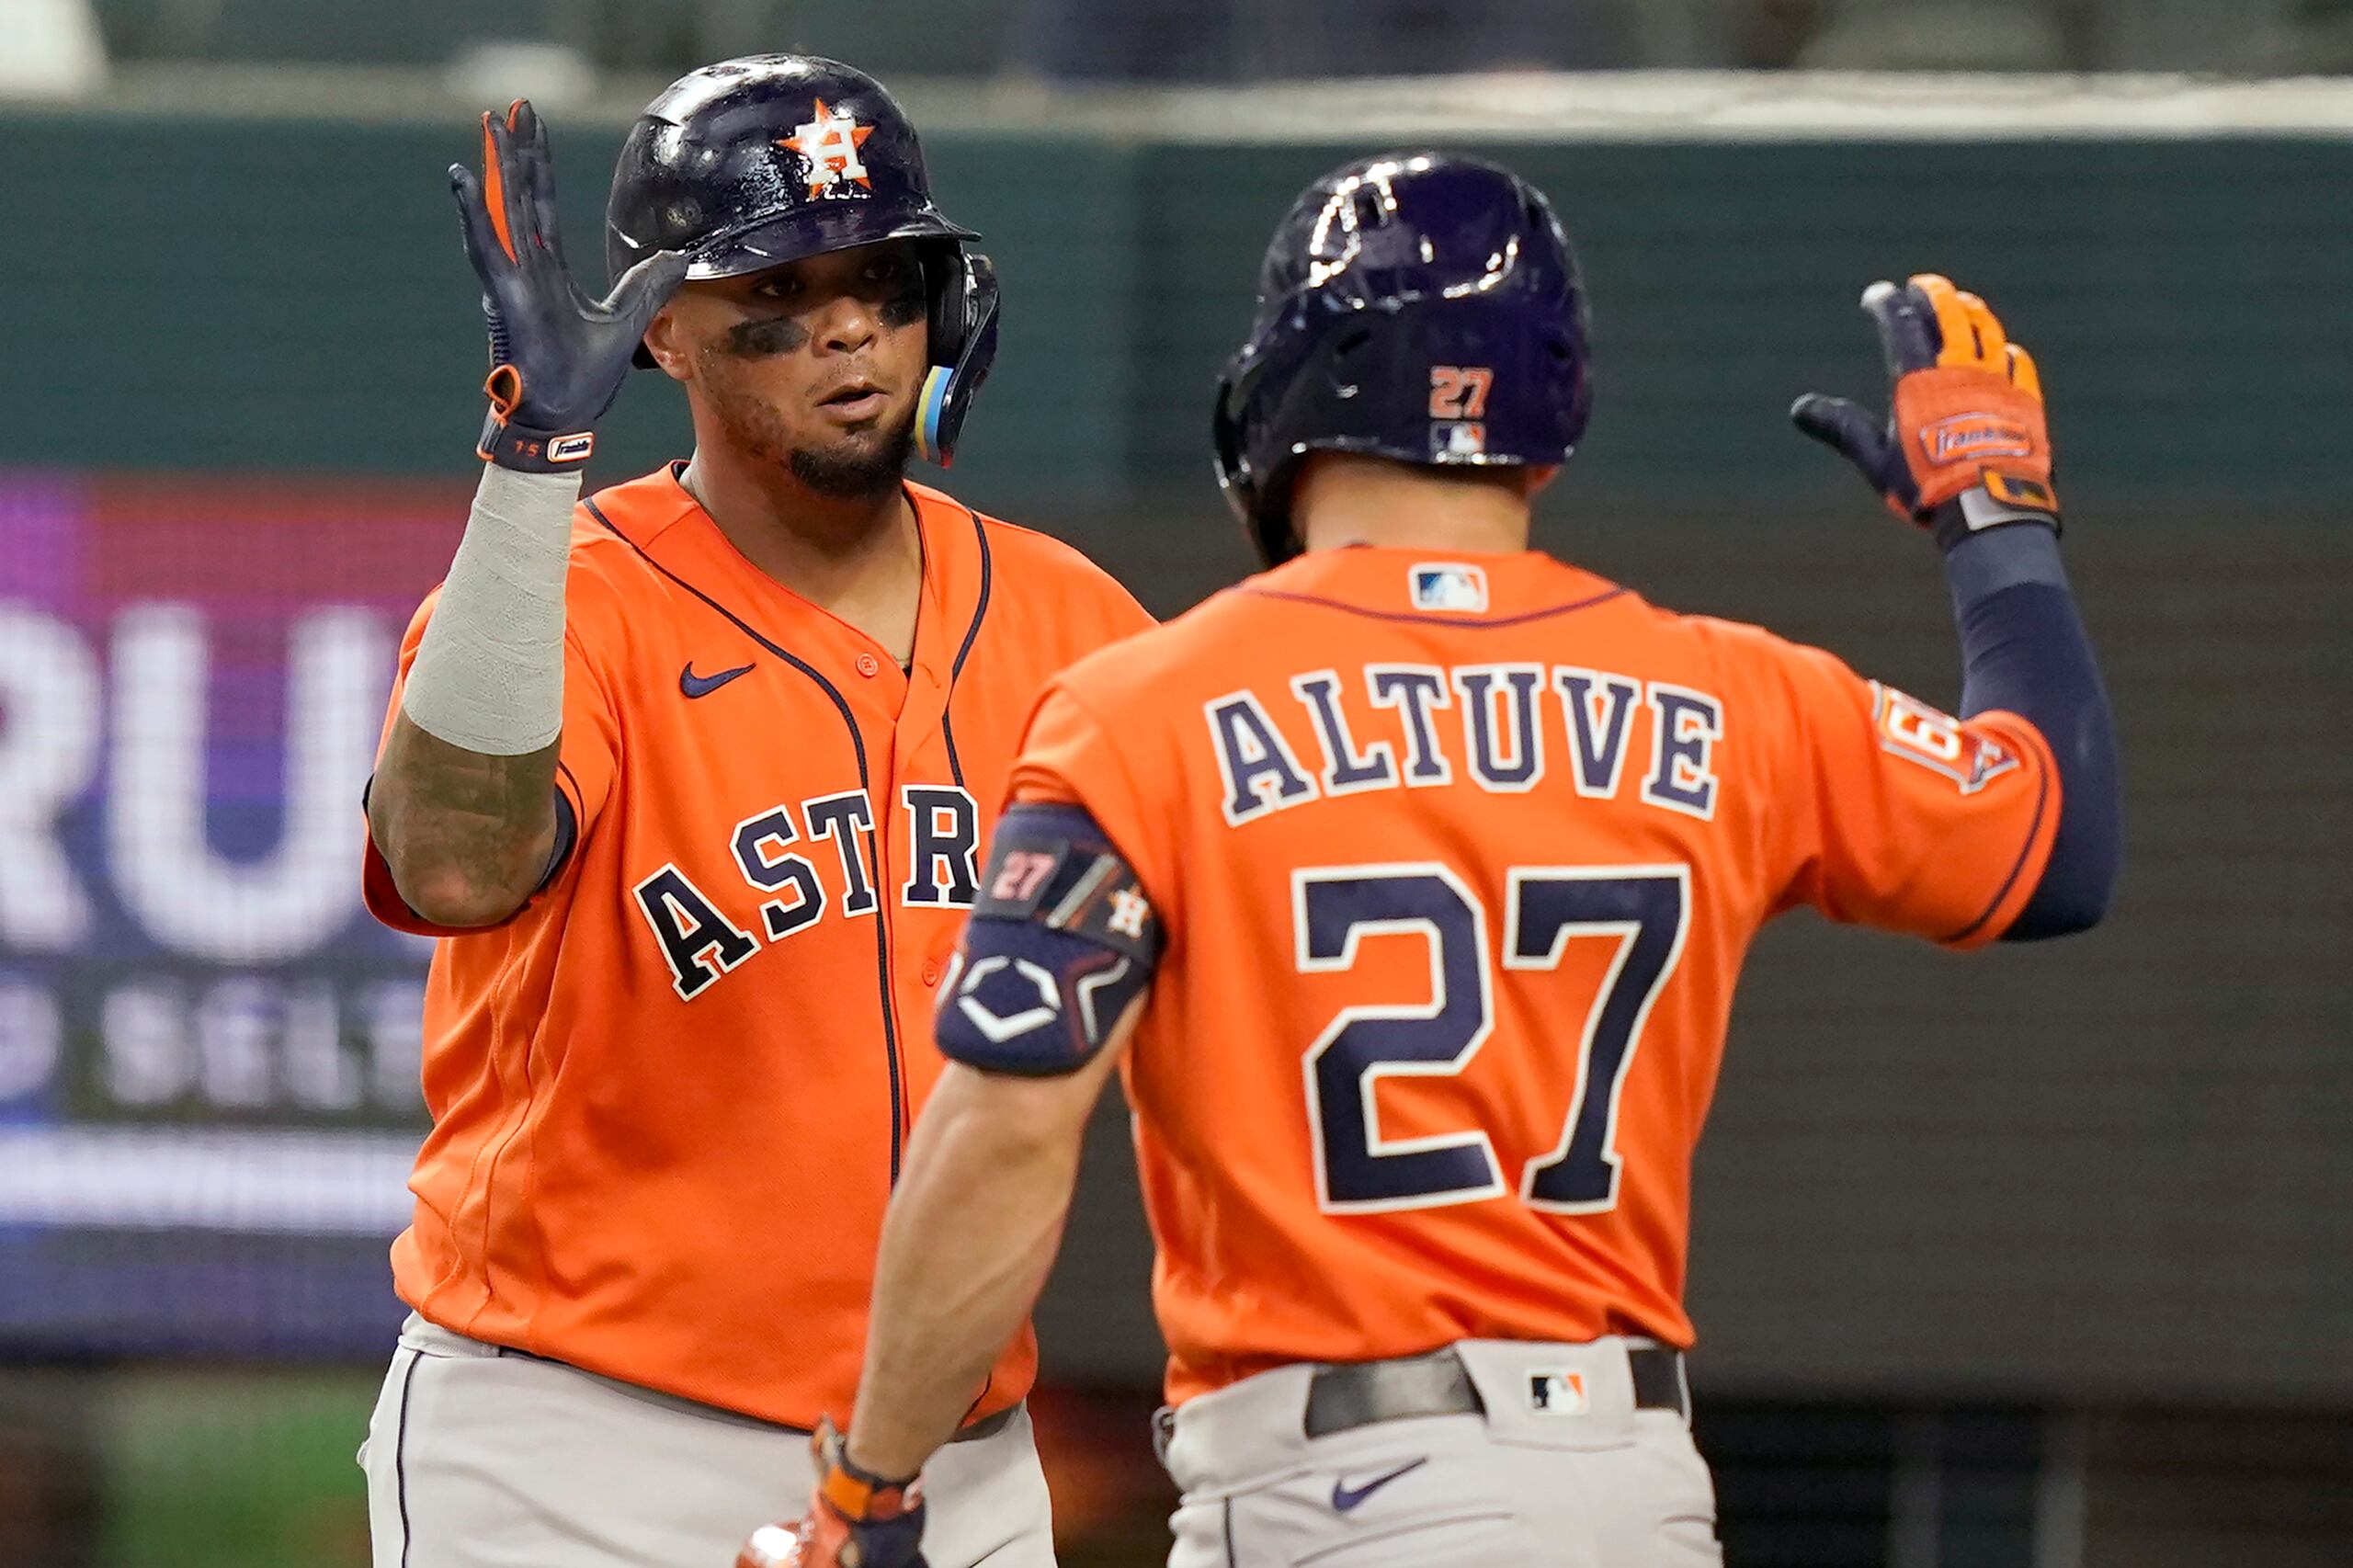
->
[1245, 544, 1625, 625]
[585, 463, 990, 721]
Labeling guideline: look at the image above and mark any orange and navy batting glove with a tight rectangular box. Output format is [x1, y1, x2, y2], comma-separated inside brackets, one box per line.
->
[735, 1421, 927, 1568]
[1790, 273, 2060, 551]
[449, 100, 687, 473]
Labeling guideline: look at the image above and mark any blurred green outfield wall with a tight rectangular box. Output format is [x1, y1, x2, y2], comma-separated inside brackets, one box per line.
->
[6, 116, 2349, 514]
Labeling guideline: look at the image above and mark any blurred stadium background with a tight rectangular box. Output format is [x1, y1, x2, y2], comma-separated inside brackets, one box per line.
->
[2, 2, 2349, 1564]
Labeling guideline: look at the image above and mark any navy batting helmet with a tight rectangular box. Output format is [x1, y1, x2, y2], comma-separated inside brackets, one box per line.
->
[1213, 153, 1593, 566]
[606, 54, 998, 466]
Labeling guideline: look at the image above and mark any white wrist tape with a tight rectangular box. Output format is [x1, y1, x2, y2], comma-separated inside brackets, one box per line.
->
[400, 464, 581, 756]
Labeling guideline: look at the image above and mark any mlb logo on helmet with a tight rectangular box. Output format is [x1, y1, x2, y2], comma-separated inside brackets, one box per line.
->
[1431, 420, 1488, 460]
[1410, 563, 1489, 614]
[1528, 1371, 1589, 1415]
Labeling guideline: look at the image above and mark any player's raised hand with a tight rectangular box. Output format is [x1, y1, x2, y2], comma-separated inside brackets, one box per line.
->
[735, 1420, 928, 1568]
[1790, 274, 2059, 547]
[449, 99, 688, 472]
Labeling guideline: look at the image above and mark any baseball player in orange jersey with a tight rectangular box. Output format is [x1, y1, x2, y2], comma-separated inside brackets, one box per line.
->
[739, 153, 2120, 1567]
[355, 55, 1147, 1568]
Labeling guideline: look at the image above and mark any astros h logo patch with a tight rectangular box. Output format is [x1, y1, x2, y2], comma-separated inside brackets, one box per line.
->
[1870, 683, 2024, 794]
[780, 99, 875, 198]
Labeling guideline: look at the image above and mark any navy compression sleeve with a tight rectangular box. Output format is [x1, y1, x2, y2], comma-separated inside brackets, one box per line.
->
[1941, 526, 2120, 938]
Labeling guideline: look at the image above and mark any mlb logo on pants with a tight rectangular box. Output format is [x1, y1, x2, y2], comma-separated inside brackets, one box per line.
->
[1528, 1370, 1589, 1415]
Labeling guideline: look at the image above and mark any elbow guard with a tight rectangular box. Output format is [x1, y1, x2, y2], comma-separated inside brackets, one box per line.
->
[936, 803, 1162, 1076]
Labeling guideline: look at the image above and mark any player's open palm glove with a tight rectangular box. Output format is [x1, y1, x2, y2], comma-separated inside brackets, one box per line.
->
[735, 1421, 927, 1568]
[450, 99, 688, 472]
[1790, 273, 2060, 550]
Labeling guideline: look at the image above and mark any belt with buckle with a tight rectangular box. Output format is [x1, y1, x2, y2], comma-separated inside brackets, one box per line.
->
[1302, 1344, 1686, 1438]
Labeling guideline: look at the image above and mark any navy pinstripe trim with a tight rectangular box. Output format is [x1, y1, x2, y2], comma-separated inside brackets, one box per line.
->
[392, 1346, 422, 1568]
[963, 1367, 996, 1427]
[585, 497, 906, 1183]
[1222, 1497, 1237, 1568]
[534, 790, 579, 893]
[1938, 727, 2054, 946]
[937, 497, 993, 791]
[1237, 584, 1629, 629]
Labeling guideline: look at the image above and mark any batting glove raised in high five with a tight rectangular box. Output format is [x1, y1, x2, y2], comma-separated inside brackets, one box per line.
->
[735, 1421, 927, 1568]
[1790, 273, 2060, 550]
[449, 100, 687, 472]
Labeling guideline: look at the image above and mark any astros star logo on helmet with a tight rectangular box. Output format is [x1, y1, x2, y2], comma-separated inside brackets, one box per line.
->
[780, 99, 876, 197]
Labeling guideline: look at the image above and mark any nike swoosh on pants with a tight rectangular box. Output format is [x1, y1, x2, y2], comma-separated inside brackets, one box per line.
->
[1330, 1456, 1429, 1512]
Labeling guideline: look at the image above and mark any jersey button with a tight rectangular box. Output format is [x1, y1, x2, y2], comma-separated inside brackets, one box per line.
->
[856, 652, 881, 678]
[921, 960, 941, 987]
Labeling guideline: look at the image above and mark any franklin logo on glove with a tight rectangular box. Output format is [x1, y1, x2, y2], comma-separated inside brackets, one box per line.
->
[1923, 414, 2032, 464]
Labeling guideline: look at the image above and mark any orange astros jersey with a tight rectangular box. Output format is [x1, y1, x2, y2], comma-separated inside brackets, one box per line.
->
[363, 464, 1149, 1428]
[1004, 545, 2056, 1405]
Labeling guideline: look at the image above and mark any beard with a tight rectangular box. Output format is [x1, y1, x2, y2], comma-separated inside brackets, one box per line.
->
[788, 416, 915, 498]
[699, 360, 915, 502]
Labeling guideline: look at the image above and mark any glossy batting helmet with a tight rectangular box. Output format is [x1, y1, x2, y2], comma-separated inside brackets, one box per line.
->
[606, 54, 999, 466]
[1213, 153, 1593, 566]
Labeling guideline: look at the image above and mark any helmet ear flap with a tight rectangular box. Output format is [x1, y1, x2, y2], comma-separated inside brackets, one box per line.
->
[1211, 369, 1255, 520]
[1213, 347, 1307, 570]
[915, 247, 1000, 467]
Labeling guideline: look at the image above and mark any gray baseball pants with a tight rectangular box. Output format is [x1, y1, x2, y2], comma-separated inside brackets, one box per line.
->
[1159, 1337, 1720, 1567]
[361, 1313, 1054, 1568]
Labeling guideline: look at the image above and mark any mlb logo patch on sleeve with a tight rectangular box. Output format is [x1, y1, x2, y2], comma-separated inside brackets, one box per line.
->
[1410, 563, 1490, 614]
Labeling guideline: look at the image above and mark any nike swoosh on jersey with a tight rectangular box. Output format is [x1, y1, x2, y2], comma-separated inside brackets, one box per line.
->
[679, 662, 755, 699]
[1330, 1457, 1428, 1513]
